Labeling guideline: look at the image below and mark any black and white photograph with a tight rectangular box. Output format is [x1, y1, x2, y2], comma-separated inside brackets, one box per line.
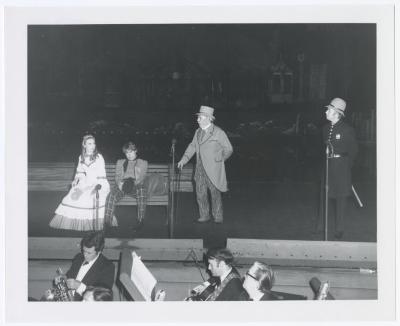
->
[2, 2, 398, 324]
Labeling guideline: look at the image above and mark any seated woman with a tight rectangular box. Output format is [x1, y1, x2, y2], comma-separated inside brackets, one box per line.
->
[49, 134, 116, 231]
[242, 261, 279, 301]
[104, 141, 148, 229]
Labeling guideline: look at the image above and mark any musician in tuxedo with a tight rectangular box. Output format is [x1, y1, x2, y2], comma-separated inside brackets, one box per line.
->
[243, 261, 307, 301]
[203, 248, 249, 301]
[62, 231, 115, 300]
[177, 106, 233, 224]
[154, 248, 247, 301]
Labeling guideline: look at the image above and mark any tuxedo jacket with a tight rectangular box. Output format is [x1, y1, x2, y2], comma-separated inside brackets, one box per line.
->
[260, 291, 281, 301]
[260, 290, 307, 301]
[215, 270, 249, 301]
[66, 252, 115, 290]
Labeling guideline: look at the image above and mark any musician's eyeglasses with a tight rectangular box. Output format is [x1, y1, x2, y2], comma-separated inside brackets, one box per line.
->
[246, 272, 258, 281]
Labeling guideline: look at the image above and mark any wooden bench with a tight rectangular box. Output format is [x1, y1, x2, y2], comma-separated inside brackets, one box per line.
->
[28, 162, 196, 237]
[28, 162, 194, 193]
[28, 162, 170, 209]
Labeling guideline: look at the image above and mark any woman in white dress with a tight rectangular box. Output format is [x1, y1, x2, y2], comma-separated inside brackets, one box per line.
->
[49, 134, 117, 231]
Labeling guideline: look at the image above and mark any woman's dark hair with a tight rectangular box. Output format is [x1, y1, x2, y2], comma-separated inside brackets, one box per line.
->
[80, 231, 105, 253]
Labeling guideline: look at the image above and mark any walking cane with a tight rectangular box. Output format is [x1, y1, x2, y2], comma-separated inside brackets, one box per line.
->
[352, 185, 363, 208]
[169, 139, 177, 238]
[174, 165, 182, 224]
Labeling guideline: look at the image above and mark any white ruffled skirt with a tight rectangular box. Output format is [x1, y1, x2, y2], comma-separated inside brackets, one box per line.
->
[49, 184, 117, 231]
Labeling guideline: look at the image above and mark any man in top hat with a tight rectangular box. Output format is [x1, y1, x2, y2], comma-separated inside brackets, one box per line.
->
[177, 105, 233, 224]
[318, 97, 358, 239]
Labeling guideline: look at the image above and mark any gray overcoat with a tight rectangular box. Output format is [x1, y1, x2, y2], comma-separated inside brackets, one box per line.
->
[180, 124, 233, 192]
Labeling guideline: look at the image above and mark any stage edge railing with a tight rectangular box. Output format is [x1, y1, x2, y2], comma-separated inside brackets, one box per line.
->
[227, 238, 377, 269]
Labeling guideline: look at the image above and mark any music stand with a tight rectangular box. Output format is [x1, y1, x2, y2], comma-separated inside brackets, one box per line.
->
[309, 277, 335, 300]
[119, 249, 157, 301]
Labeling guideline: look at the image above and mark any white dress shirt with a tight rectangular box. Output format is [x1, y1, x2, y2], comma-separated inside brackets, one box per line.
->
[201, 123, 212, 131]
[75, 254, 100, 295]
[252, 291, 264, 301]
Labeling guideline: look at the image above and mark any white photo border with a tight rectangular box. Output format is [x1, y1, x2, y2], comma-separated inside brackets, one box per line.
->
[4, 3, 396, 324]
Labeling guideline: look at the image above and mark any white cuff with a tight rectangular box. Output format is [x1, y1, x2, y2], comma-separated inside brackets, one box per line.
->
[76, 282, 87, 296]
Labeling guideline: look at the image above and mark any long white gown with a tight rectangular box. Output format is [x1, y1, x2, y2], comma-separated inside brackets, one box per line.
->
[49, 153, 117, 231]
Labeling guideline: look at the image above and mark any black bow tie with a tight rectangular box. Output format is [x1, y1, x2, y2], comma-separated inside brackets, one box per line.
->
[82, 261, 89, 266]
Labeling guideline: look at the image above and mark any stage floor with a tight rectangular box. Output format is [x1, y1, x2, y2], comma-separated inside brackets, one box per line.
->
[28, 181, 376, 247]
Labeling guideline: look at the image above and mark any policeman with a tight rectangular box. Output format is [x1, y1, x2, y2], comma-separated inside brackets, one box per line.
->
[321, 98, 358, 239]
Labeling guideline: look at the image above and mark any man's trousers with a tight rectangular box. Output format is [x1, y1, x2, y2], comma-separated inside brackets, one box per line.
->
[316, 195, 346, 234]
[195, 159, 223, 222]
[104, 184, 147, 226]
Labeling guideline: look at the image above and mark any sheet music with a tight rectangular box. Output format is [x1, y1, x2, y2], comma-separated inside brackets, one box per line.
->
[130, 251, 157, 301]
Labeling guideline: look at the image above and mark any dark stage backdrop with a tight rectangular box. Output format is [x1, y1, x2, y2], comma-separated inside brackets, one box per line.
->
[28, 23, 376, 183]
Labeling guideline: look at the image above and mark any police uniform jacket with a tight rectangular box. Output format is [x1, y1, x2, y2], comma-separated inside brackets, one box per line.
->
[322, 120, 358, 198]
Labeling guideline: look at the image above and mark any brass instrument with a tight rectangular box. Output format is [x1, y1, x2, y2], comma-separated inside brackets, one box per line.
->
[43, 268, 74, 301]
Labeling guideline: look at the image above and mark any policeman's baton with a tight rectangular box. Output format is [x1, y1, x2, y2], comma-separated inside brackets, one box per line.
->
[352, 185, 363, 208]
